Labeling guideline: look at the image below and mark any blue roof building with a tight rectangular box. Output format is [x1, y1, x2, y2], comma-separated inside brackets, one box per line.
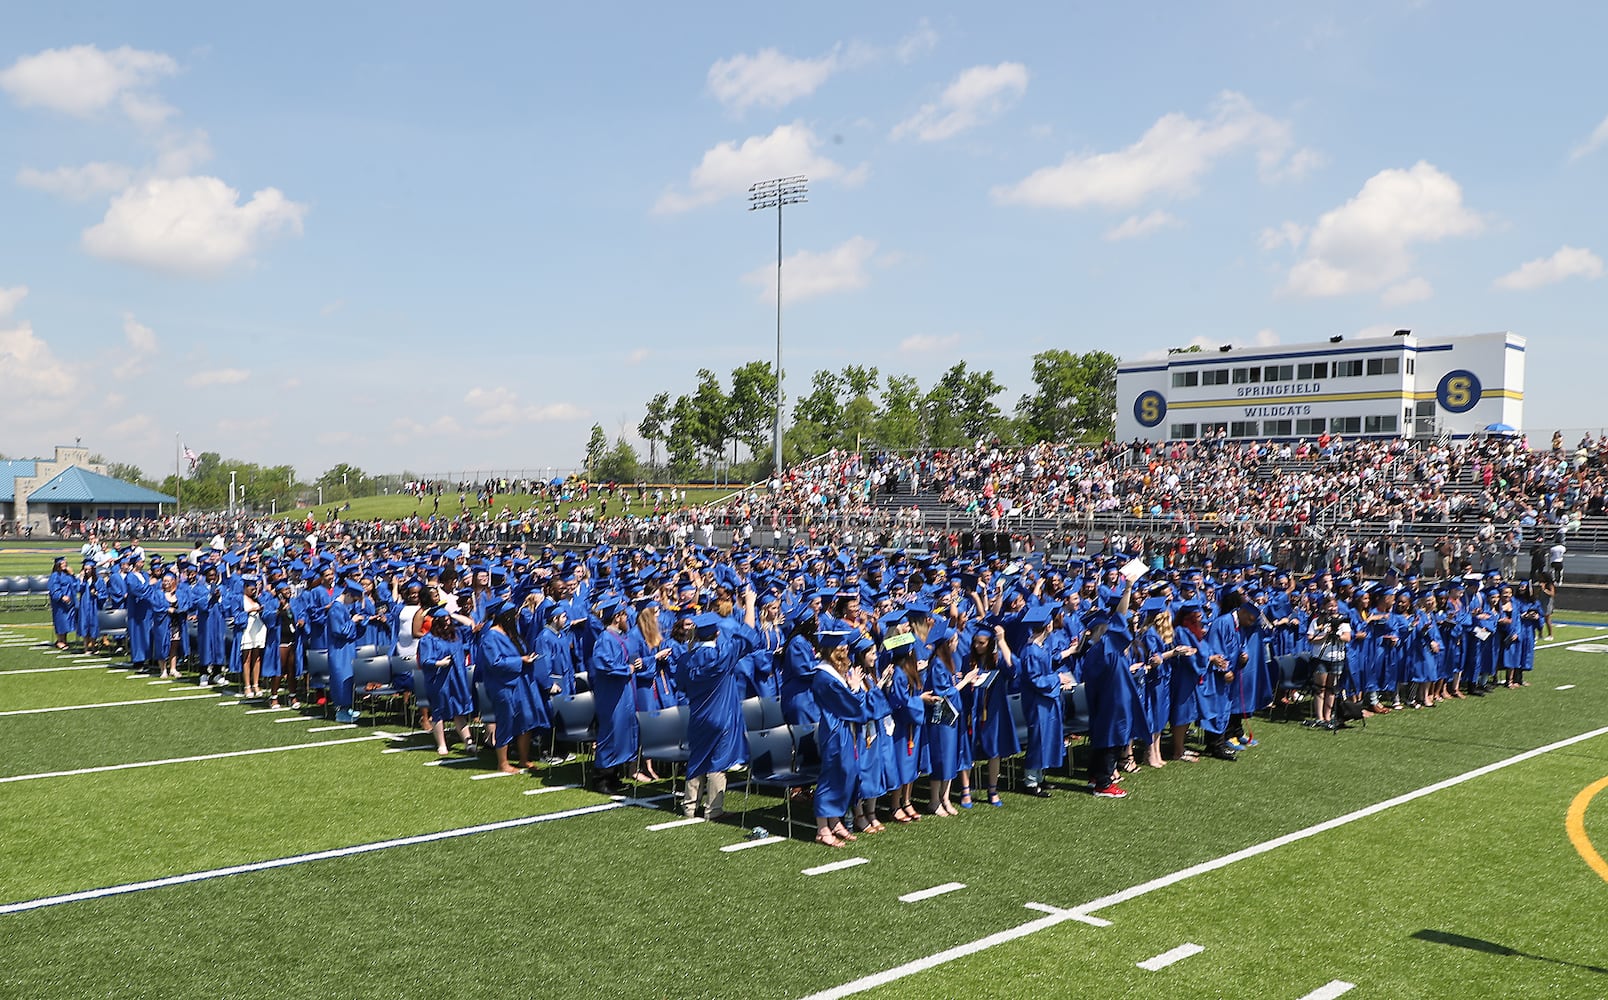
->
[3, 446, 175, 535]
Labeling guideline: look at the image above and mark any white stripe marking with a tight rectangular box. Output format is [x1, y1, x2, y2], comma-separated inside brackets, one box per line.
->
[1137, 942, 1203, 971]
[0, 734, 394, 784]
[720, 836, 786, 852]
[1022, 902, 1111, 926]
[381, 746, 434, 754]
[802, 857, 869, 876]
[646, 817, 704, 831]
[0, 801, 626, 916]
[468, 769, 523, 780]
[215, 700, 239, 706]
[0, 663, 117, 675]
[146, 679, 169, 685]
[899, 882, 966, 903]
[244, 706, 293, 714]
[0, 693, 219, 717]
[523, 784, 580, 796]
[1557, 684, 1577, 690]
[800, 721, 1608, 1000]
[1297, 981, 1357, 1000]
[307, 724, 356, 733]
[273, 716, 303, 723]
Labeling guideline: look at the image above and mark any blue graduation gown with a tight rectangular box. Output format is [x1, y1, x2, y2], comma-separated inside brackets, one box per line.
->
[1196, 615, 1239, 733]
[1019, 641, 1065, 771]
[1084, 627, 1144, 749]
[588, 628, 639, 769]
[888, 667, 929, 784]
[124, 571, 152, 662]
[477, 628, 545, 745]
[49, 569, 77, 635]
[859, 683, 896, 799]
[195, 583, 227, 666]
[327, 600, 358, 709]
[1138, 628, 1173, 736]
[257, 590, 283, 678]
[76, 576, 103, 638]
[780, 633, 820, 725]
[811, 667, 870, 818]
[676, 624, 759, 778]
[924, 655, 967, 781]
[417, 629, 476, 719]
[534, 626, 575, 697]
[964, 645, 1019, 760]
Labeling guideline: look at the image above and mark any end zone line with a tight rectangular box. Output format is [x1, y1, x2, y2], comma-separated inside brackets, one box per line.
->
[0, 693, 221, 716]
[0, 801, 626, 917]
[0, 734, 395, 783]
[799, 721, 1608, 1000]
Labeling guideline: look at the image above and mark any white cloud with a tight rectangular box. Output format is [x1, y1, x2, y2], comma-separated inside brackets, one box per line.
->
[114, 312, 159, 379]
[1282, 162, 1483, 299]
[0, 284, 26, 318]
[707, 47, 842, 112]
[1493, 245, 1605, 291]
[185, 368, 250, 388]
[626, 347, 651, 365]
[654, 123, 856, 214]
[82, 176, 307, 275]
[743, 235, 878, 303]
[993, 91, 1317, 210]
[895, 19, 939, 63]
[464, 386, 587, 427]
[319, 299, 345, 317]
[17, 161, 134, 201]
[893, 62, 1028, 141]
[1251, 328, 1280, 347]
[0, 321, 77, 399]
[1570, 114, 1608, 162]
[1382, 276, 1434, 304]
[899, 333, 960, 353]
[0, 44, 176, 122]
[1258, 220, 1308, 251]
[1138, 328, 1279, 360]
[1104, 210, 1181, 241]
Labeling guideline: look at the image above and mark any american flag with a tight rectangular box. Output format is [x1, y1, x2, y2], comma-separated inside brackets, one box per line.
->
[182, 444, 198, 471]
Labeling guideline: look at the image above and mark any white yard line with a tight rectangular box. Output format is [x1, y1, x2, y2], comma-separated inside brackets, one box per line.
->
[523, 784, 580, 796]
[0, 735, 394, 784]
[0, 801, 627, 916]
[1136, 942, 1203, 971]
[0, 693, 219, 717]
[306, 724, 356, 733]
[720, 836, 786, 853]
[244, 707, 293, 714]
[802, 857, 869, 876]
[468, 769, 524, 780]
[646, 817, 704, 831]
[899, 882, 966, 903]
[0, 663, 117, 675]
[1297, 981, 1356, 1000]
[799, 720, 1608, 1000]
[1557, 684, 1577, 690]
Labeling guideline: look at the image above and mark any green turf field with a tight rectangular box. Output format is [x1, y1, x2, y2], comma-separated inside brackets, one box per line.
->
[267, 485, 735, 525]
[1, 616, 1606, 999]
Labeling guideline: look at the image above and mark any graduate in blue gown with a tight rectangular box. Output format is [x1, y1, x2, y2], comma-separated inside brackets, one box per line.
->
[851, 634, 895, 833]
[922, 617, 977, 815]
[1018, 603, 1071, 796]
[1199, 597, 1248, 760]
[676, 593, 759, 820]
[779, 604, 822, 725]
[1135, 598, 1178, 768]
[534, 606, 577, 698]
[963, 621, 1017, 806]
[476, 601, 547, 772]
[587, 597, 641, 793]
[328, 581, 362, 723]
[810, 630, 870, 848]
[884, 631, 933, 820]
[194, 566, 227, 683]
[1407, 594, 1442, 707]
[1165, 599, 1209, 762]
[151, 571, 182, 678]
[76, 560, 104, 652]
[417, 606, 478, 755]
[124, 555, 154, 669]
[1082, 585, 1144, 797]
[48, 556, 78, 648]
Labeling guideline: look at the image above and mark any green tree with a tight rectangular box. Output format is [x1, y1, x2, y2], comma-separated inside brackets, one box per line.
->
[666, 395, 702, 476]
[584, 424, 608, 478]
[316, 463, 368, 502]
[925, 362, 1007, 445]
[637, 391, 671, 474]
[689, 368, 730, 464]
[595, 437, 640, 482]
[1013, 349, 1118, 443]
[727, 360, 779, 462]
[793, 370, 843, 430]
[875, 374, 923, 449]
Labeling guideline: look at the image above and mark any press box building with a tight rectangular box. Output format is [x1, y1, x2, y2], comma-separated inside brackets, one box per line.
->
[1114, 331, 1524, 443]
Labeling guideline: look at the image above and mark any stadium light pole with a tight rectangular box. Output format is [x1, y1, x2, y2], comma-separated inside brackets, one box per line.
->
[748, 175, 807, 478]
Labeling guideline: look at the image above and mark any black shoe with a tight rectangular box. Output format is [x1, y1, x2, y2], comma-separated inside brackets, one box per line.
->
[1024, 784, 1052, 798]
[596, 778, 624, 794]
[1468, 688, 1486, 697]
[1207, 747, 1239, 761]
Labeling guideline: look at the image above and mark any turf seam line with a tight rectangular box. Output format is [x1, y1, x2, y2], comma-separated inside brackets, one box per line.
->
[0, 801, 627, 916]
[0, 734, 395, 783]
[1136, 942, 1204, 971]
[0, 693, 221, 716]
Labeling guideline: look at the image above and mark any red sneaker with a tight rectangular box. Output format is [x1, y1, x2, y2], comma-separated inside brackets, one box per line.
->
[1093, 786, 1128, 799]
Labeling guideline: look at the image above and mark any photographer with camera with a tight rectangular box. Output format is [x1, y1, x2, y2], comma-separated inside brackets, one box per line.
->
[1306, 595, 1352, 730]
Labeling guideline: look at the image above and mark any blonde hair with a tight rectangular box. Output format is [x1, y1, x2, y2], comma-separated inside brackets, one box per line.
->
[827, 644, 850, 669]
[715, 596, 734, 618]
[1154, 611, 1175, 645]
[637, 607, 662, 647]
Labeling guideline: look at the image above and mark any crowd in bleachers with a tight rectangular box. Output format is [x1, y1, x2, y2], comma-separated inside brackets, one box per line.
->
[42, 518, 1554, 846]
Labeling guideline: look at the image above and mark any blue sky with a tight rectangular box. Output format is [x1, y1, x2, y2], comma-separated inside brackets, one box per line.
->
[2, 2, 1605, 481]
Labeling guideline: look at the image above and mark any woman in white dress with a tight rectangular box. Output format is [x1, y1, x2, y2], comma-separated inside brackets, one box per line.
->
[239, 577, 268, 698]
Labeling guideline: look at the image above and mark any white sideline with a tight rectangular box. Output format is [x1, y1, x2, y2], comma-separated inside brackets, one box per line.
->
[0, 694, 220, 716]
[0, 663, 119, 675]
[1136, 942, 1203, 971]
[802, 857, 869, 876]
[0, 734, 395, 783]
[899, 882, 966, 903]
[523, 784, 580, 796]
[0, 801, 626, 916]
[799, 721, 1608, 1000]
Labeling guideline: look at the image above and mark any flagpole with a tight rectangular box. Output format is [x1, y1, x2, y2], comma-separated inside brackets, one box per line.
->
[175, 433, 182, 514]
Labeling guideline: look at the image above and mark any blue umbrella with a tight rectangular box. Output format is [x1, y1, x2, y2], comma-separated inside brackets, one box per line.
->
[1484, 423, 1517, 434]
[549, 476, 566, 486]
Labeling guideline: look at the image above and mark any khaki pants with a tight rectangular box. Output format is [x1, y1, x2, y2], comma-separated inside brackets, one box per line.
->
[683, 771, 727, 819]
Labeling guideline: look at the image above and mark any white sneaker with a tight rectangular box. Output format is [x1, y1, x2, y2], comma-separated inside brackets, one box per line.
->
[199, 673, 211, 686]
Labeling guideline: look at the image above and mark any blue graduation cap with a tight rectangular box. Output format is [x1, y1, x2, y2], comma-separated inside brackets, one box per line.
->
[1139, 596, 1168, 617]
[693, 611, 723, 636]
[1022, 605, 1053, 627]
[819, 630, 854, 652]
